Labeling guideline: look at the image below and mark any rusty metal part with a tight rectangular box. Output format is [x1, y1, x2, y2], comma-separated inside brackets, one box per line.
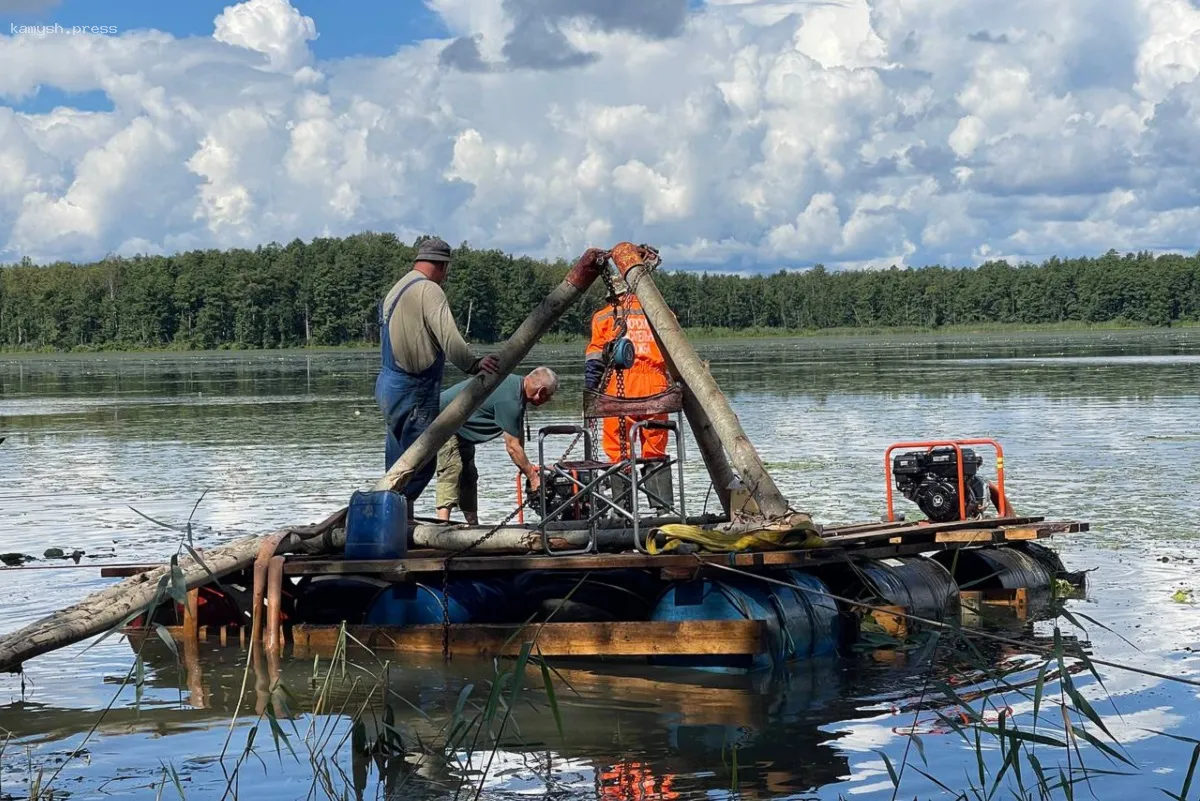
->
[249, 530, 289, 651]
[265, 555, 285, 656]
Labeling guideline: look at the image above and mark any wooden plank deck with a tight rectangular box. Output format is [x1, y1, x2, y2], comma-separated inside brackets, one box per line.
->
[278, 520, 1084, 578]
[98, 516, 1087, 580]
[291, 620, 767, 657]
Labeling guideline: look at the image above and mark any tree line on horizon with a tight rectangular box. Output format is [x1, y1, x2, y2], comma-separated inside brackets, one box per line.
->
[1, 233, 1198, 351]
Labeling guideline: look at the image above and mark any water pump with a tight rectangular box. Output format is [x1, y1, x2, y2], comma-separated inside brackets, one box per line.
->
[892, 447, 987, 522]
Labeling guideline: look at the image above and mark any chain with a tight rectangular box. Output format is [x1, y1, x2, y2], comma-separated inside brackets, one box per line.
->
[559, 430, 583, 462]
[440, 501, 527, 661]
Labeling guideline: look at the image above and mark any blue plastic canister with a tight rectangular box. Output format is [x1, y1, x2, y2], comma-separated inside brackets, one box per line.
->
[344, 490, 408, 560]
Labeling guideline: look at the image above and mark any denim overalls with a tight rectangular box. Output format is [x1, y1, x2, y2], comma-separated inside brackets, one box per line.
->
[374, 277, 445, 507]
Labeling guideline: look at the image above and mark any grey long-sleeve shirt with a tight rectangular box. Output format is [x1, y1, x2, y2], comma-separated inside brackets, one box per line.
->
[383, 270, 478, 374]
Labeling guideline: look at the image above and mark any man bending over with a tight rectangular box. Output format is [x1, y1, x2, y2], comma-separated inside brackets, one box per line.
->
[435, 367, 559, 525]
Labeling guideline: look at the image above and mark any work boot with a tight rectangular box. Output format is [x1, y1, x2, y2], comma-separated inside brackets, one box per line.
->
[607, 472, 633, 518]
[641, 461, 675, 515]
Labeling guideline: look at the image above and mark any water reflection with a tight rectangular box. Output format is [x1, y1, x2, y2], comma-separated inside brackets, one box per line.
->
[3, 331, 1200, 799]
[0, 629, 1050, 800]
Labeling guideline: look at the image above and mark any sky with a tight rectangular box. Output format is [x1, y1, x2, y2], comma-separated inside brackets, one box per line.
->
[1, 0, 1199, 271]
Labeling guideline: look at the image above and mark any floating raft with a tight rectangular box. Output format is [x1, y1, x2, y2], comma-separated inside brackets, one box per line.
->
[117, 514, 1087, 672]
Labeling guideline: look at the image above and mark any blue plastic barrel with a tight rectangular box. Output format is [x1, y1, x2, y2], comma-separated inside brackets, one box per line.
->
[776, 570, 842, 659]
[650, 572, 841, 672]
[365, 579, 512, 626]
[345, 490, 408, 560]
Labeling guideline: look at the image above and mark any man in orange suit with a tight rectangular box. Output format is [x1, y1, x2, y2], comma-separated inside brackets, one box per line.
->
[584, 274, 673, 511]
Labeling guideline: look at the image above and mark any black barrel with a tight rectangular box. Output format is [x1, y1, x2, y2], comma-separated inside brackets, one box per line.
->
[292, 575, 390, 625]
[932, 547, 1054, 592]
[854, 556, 960, 622]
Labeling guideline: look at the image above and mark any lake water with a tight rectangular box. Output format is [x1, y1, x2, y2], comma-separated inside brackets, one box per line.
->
[2, 330, 1200, 800]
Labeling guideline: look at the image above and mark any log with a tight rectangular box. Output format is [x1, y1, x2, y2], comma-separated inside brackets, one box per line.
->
[409, 514, 789, 554]
[0, 510, 347, 674]
[374, 249, 607, 493]
[614, 243, 791, 519]
[657, 341, 734, 515]
[541, 512, 726, 531]
[411, 523, 633, 553]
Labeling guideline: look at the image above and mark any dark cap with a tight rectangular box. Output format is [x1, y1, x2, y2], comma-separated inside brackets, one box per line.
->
[414, 237, 453, 263]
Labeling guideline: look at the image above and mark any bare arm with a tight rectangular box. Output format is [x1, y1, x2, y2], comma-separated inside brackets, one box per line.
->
[504, 432, 540, 490]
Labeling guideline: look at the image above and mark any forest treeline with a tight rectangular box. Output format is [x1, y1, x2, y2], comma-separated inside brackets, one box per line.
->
[1, 233, 1198, 351]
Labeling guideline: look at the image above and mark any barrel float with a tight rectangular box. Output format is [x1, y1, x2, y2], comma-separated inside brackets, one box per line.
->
[510, 569, 661, 622]
[931, 546, 1054, 593]
[293, 575, 390, 626]
[365, 579, 512, 626]
[854, 556, 960, 623]
[649, 572, 841, 672]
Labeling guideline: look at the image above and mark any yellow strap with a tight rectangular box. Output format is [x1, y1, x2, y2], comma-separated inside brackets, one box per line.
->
[646, 523, 826, 555]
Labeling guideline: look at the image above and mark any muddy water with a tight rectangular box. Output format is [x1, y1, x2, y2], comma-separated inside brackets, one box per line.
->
[2, 330, 1200, 800]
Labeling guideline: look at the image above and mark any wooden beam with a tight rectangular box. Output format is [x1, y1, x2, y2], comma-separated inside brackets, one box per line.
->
[935, 529, 998, 544]
[865, 605, 908, 639]
[1002, 528, 1041, 541]
[961, 588, 1031, 620]
[104, 519, 1087, 580]
[0, 508, 347, 674]
[825, 516, 1048, 546]
[292, 620, 766, 657]
[617, 243, 791, 519]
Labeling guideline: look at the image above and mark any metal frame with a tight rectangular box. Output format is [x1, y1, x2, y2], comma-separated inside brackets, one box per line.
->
[628, 418, 688, 554]
[533, 417, 689, 556]
[536, 425, 599, 555]
[884, 438, 1008, 522]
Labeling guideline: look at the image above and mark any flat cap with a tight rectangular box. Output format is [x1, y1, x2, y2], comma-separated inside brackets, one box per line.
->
[414, 237, 453, 263]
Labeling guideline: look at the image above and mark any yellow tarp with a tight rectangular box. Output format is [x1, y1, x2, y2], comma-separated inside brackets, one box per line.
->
[646, 523, 827, 555]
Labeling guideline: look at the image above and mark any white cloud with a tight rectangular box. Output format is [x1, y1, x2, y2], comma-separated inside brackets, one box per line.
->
[212, 0, 317, 72]
[0, 0, 1199, 268]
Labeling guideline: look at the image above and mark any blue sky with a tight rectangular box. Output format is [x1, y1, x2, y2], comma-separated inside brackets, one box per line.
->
[6, 0, 449, 64]
[6, 0, 452, 115]
[1, 0, 1197, 269]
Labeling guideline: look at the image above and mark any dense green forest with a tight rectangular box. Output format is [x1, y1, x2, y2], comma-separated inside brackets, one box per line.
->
[1, 233, 1198, 351]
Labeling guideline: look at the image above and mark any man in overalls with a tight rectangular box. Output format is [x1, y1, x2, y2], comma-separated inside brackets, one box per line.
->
[376, 237, 498, 510]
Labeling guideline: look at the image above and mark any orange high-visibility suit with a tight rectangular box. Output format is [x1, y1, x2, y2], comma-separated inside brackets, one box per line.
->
[585, 295, 669, 462]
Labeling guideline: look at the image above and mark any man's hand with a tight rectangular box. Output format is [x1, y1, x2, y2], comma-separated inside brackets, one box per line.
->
[526, 470, 542, 493]
[476, 354, 500, 374]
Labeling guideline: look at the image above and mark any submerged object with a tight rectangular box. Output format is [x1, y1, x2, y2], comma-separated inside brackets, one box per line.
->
[650, 571, 841, 672]
[345, 490, 408, 560]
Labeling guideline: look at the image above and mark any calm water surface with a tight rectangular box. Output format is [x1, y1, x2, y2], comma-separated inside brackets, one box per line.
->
[2, 330, 1200, 800]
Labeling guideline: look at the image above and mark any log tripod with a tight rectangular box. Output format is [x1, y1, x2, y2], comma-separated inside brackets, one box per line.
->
[0, 241, 806, 674]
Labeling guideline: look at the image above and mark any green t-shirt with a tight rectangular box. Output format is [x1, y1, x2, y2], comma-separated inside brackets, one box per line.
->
[440, 374, 526, 444]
